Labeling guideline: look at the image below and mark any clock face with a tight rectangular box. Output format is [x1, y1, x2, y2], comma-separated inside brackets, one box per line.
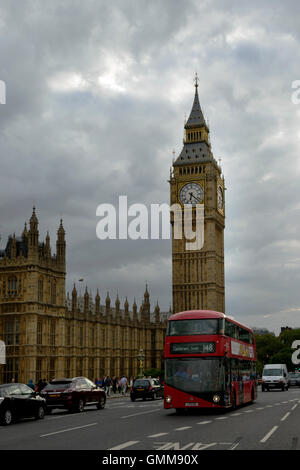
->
[218, 186, 223, 210]
[179, 183, 204, 205]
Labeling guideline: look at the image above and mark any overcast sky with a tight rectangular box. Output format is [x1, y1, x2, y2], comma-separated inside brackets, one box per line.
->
[1, 0, 300, 334]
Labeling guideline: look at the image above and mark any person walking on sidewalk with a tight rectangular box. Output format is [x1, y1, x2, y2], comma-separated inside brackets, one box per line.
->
[104, 376, 111, 396]
[120, 376, 128, 395]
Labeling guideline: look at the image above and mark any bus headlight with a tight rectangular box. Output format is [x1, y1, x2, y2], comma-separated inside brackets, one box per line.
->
[165, 396, 172, 404]
[213, 394, 220, 403]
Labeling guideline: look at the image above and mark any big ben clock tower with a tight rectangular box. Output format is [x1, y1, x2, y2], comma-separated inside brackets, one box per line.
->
[170, 75, 225, 314]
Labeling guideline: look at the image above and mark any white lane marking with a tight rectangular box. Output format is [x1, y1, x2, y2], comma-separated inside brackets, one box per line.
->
[244, 410, 254, 413]
[260, 426, 278, 443]
[192, 442, 217, 450]
[281, 412, 290, 421]
[282, 401, 288, 404]
[215, 416, 227, 420]
[121, 409, 161, 419]
[175, 426, 192, 431]
[47, 413, 85, 420]
[40, 422, 97, 438]
[197, 420, 212, 424]
[155, 442, 195, 450]
[231, 413, 242, 416]
[266, 405, 273, 408]
[255, 407, 264, 410]
[109, 441, 139, 450]
[148, 433, 169, 438]
[292, 404, 298, 410]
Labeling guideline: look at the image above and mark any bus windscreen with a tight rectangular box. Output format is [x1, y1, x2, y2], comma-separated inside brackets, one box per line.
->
[165, 357, 225, 393]
[166, 319, 219, 336]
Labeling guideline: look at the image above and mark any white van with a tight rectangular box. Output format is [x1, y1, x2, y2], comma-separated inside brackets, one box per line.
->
[262, 364, 289, 391]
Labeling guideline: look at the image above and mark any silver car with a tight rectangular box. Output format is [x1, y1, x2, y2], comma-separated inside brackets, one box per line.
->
[288, 372, 300, 387]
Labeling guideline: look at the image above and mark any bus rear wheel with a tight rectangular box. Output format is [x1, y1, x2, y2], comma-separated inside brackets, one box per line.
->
[175, 408, 185, 415]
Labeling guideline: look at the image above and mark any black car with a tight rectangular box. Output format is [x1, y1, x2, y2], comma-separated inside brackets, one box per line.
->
[130, 378, 164, 401]
[40, 377, 106, 413]
[0, 383, 46, 425]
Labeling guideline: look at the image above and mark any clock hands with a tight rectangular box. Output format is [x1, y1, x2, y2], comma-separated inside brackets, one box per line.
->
[189, 192, 202, 204]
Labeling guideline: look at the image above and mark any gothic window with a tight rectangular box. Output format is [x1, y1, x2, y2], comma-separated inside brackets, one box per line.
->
[66, 325, 71, 346]
[65, 357, 71, 378]
[88, 358, 94, 380]
[8, 277, 18, 296]
[79, 325, 83, 346]
[4, 358, 19, 383]
[37, 320, 42, 345]
[50, 320, 56, 346]
[38, 279, 43, 302]
[77, 357, 83, 377]
[91, 327, 95, 347]
[4, 318, 20, 345]
[36, 358, 42, 381]
[51, 281, 56, 304]
[49, 358, 56, 380]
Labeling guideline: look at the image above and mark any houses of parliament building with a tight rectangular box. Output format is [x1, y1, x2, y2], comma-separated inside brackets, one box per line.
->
[0, 208, 167, 384]
[0, 77, 226, 384]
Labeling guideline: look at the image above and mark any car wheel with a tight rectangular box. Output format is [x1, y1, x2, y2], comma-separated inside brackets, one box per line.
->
[2, 409, 13, 425]
[142, 397, 146, 401]
[77, 399, 84, 412]
[45, 408, 52, 415]
[175, 408, 185, 415]
[151, 392, 156, 401]
[35, 406, 45, 420]
[130, 396, 135, 402]
[97, 396, 106, 410]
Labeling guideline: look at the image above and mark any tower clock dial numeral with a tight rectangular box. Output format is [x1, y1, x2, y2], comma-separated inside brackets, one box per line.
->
[179, 183, 204, 205]
[218, 186, 223, 210]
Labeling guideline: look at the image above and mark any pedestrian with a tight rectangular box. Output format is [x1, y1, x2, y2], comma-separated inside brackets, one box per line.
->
[11, 378, 15, 383]
[117, 377, 122, 394]
[129, 376, 134, 391]
[104, 375, 111, 396]
[120, 376, 128, 395]
[96, 377, 102, 388]
[112, 376, 118, 394]
[27, 379, 35, 390]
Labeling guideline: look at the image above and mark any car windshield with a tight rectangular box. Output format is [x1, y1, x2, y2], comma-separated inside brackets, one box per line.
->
[44, 381, 72, 390]
[134, 380, 149, 387]
[165, 357, 225, 393]
[263, 369, 283, 376]
[167, 319, 219, 336]
[289, 374, 299, 378]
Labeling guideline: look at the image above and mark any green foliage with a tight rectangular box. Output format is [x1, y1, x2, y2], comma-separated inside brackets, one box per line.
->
[143, 368, 163, 378]
[255, 330, 300, 372]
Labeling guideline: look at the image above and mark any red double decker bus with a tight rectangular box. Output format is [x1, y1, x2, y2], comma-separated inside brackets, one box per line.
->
[164, 310, 257, 412]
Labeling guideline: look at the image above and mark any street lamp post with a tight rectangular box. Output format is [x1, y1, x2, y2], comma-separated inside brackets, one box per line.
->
[137, 349, 145, 378]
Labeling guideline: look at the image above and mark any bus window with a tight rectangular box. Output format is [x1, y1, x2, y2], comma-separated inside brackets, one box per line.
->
[239, 328, 250, 344]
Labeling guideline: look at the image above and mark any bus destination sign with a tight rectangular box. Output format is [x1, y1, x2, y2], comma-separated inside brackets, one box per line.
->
[170, 342, 216, 354]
